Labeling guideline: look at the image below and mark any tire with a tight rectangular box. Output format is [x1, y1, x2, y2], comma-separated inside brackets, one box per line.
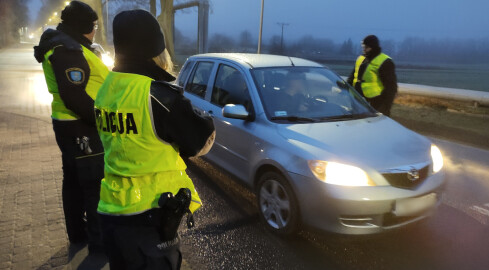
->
[256, 171, 300, 235]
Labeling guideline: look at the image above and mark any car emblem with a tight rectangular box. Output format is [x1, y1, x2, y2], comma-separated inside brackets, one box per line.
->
[407, 168, 420, 181]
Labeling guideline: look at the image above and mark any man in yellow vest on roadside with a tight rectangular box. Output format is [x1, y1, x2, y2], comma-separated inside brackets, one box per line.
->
[34, 1, 107, 256]
[347, 35, 398, 116]
[95, 9, 215, 269]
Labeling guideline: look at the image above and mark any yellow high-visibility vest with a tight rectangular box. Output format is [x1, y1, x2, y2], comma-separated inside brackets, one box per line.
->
[95, 72, 202, 215]
[42, 45, 108, 120]
[352, 53, 391, 98]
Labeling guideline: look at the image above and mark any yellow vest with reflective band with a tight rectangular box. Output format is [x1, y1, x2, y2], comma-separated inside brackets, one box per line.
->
[42, 45, 108, 120]
[95, 72, 202, 215]
[352, 53, 391, 98]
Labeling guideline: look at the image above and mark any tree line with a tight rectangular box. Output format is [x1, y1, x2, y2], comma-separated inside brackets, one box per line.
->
[176, 29, 489, 65]
[0, 0, 29, 48]
[3, 0, 488, 66]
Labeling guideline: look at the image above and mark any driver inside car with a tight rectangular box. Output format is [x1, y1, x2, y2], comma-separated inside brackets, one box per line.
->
[280, 73, 309, 112]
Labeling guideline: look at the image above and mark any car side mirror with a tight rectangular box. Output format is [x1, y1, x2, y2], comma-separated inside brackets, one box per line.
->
[222, 104, 249, 120]
[336, 80, 349, 89]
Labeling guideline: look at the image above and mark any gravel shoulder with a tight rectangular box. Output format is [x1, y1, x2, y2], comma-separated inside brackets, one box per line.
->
[390, 94, 489, 150]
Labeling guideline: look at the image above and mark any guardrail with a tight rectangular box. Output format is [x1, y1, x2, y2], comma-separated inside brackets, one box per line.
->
[340, 76, 489, 106]
[398, 83, 489, 106]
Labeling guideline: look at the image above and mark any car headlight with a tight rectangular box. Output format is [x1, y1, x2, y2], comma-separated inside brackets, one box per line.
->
[308, 160, 375, 186]
[431, 144, 443, 173]
[102, 53, 114, 67]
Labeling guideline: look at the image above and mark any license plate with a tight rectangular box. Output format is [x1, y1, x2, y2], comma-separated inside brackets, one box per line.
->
[394, 193, 437, 216]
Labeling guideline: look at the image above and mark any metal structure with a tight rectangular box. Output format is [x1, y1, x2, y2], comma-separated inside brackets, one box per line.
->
[277, 22, 289, 52]
[101, 0, 209, 57]
[172, 0, 209, 54]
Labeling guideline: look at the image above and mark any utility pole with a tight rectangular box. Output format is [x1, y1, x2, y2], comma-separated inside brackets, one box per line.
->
[150, 0, 157, 16]
[257, 0, 264, 54]
[277, 22, 289, 53]
[89, 0, 106, 45]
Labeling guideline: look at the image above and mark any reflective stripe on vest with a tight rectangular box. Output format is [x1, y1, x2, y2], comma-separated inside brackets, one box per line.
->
[42, 45, 108, 120]
[95, 72, 202, 215]
[352, 53, 390, 98]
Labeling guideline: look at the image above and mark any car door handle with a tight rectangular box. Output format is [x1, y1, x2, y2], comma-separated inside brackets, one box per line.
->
[200, 110, 213, 118]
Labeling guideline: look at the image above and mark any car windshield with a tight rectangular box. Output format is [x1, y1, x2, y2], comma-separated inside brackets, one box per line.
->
[251, 67, 377, 122]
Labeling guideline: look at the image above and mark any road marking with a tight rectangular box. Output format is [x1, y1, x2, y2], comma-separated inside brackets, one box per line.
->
[467, 204, 489, 225]
[442, 197, 489, 226]
[470, 206, 489, 216]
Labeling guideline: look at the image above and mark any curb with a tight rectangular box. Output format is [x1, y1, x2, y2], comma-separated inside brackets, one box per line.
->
[398, 83, 489, 106]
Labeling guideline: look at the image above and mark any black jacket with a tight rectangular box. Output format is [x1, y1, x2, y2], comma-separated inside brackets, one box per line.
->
[34, 24, 99, 126]
[112, 59, 215, 158]
[34, 24, 104, 156]
[347, 49, 398, 116]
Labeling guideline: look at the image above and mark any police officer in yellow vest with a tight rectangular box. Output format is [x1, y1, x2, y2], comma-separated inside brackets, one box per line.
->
[347, 35, 398, 116]
[95, 10, 215, 269]
[33, 1, 107, 255]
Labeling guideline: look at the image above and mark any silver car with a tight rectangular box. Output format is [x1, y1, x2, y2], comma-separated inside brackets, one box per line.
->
[177, 53, 445, 235]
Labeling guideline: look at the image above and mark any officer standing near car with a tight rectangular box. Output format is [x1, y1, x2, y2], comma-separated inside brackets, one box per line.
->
[34, 1, 107, 254]
[94, 9, 215, 269]
[347, 35, 398, 116]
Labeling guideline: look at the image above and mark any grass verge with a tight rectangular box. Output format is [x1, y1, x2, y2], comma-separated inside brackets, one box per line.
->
[391, 94, 489, 150]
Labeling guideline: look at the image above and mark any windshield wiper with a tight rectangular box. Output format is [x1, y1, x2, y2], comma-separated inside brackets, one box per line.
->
[319, 112, 376, 122]
[270, 116, 317, 123]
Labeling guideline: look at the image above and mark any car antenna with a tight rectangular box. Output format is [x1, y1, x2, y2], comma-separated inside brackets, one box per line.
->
[288, 56, 295, 66]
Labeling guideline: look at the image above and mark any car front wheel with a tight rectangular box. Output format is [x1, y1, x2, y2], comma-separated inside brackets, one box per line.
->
[257, 171, 299, 235]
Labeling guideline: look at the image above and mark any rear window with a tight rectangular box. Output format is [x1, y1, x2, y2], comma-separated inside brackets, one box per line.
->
[184, 61, 214, 98]
[177, 61, 194, 87]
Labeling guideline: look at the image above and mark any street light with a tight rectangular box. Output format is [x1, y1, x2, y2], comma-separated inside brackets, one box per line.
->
[257, 0, 264, 54]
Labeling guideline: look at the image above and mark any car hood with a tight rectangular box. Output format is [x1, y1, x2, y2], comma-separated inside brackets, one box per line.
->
[275, 115, 432, 171]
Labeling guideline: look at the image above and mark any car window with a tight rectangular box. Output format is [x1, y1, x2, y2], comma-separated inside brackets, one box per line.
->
[251, 67, 376, 121]
[211, 64, 252, 111]
[177, 61, 194, 87]
[184, 61, 214, 98]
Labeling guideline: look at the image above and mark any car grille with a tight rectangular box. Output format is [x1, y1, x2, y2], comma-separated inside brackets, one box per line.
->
[382, 165, 430, 189]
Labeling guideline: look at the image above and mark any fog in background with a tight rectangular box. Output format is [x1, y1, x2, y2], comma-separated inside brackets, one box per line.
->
[0, 0, 29, 47]
[174, 0, 489, 65]
[5, 0, 489, 66]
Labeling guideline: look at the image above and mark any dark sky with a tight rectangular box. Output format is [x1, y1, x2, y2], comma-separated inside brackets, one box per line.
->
[28, 0, 489, 43]
[175, 0, 489, 43]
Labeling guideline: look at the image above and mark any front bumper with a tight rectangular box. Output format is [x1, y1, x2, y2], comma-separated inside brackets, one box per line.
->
[290, 169, 445, 234]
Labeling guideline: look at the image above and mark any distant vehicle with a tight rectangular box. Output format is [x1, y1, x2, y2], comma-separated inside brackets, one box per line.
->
[176, 53, 445, 235]
[42, 25, 57, 31]
[91, 43, 114, 67]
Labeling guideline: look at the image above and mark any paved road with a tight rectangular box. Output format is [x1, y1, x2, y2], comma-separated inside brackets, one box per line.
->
[0, 45, 192, 270]
[0, 45, 103, 269]
[1, 46, 488, 269]
[181, 140, 489, 269]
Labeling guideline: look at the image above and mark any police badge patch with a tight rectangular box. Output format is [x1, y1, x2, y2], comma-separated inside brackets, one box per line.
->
[65, 68, 85, 84]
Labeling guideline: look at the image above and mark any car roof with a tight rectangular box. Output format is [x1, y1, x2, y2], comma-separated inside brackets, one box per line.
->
[187, 53, 324, 69]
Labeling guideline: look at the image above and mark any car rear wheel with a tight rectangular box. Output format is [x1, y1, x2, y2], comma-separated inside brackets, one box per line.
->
[256, 171, 299, 235]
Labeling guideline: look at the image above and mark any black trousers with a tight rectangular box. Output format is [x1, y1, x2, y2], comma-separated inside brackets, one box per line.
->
[52, 120, 104, 252]
[367, 94, 395, 117]
[99, 211, 182, 270]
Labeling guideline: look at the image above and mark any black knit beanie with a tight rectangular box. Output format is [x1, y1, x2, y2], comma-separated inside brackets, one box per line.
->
[61, 1, 98, 34]
[113, 9, 166, 60]
[362, 35, 380, 49]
